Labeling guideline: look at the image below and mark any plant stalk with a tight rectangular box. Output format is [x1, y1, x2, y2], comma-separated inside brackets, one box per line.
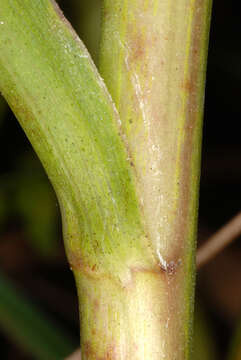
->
[76, 0, 212, 358]
[0, 0, 212, 359]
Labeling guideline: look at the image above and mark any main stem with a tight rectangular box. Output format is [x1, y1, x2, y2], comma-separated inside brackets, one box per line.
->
[76, 1, 212, 358]
[0, 0, 212, 359]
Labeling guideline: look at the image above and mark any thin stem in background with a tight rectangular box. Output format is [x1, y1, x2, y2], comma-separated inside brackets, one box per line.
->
[66, 349, 81, 360]
[197, 212, 241, 269]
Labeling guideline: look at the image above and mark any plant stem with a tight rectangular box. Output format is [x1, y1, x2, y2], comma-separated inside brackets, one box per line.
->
[0, 0, 151, 272]
[197, 212, 241, 269]
[0, 0, 154, 355]
[94, 0, 212, 358]
[0, 0, 212, 359]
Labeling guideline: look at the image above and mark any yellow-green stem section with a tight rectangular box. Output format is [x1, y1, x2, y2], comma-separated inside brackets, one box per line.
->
[94, 0, 212, 358]
[76, 269, 184, 360]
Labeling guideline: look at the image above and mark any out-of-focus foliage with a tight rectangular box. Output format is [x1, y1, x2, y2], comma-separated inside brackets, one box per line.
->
[193, 302, 217, 360]
[14, 154, 60, 257]
[0, 96, 8, 125]
[0, 272, 75, 359]
[0, 152, 60, 258]
[228, 318, 241, 360]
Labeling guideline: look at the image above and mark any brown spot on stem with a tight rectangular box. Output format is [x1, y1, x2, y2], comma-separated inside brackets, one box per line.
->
[91, 329, 97, 336]
[83, 341, 117, 360]
[94, 298, 100, 310]
[128, 30, 158, 68]
[83, 341, 94, 358]
[183, 79, 194, 94]
[128, 254, 182, 285]
[68, 250, 99, 276]
[103, 344, 117, 360]
[129, 32, 145, 63]
[91, 264, 97, 271]
[162, 259, 182, 275]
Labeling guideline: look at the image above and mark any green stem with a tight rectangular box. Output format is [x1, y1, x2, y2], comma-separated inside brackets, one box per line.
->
[0, 0, 212, 359]
[93, 0, 212, 358]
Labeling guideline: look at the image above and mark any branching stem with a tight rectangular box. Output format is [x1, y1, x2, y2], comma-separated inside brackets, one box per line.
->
[0, 0, 212, 359]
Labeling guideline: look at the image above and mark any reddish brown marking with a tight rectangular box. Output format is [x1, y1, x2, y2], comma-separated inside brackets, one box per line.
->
[128, 30, 158, 67]
[183, 79, 194, 94]
[68, 250, 86, 271]
[129, 32, 145, 63]
[94, 299, 100, 311]
[83, 341, 117, 360]
[104, 344, 117, 360]
[130, 255, 182, 281]
[169, 0, 209, 259]
[83, 341, 94, 358]
[158, 258, 182, 276]
[67, 250, 103, 279]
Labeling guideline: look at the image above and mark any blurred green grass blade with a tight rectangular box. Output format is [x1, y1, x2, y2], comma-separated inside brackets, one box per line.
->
[0, 167, 59, 259]
[228, 317, 241, 360]
[15, 160, 60, 257]
[193, 302, 217, 360]
[0, 96, 6, 114]
[0, 272, 75, 359]
[0, 95, 8, 127]
[17, 177, 59, 257]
